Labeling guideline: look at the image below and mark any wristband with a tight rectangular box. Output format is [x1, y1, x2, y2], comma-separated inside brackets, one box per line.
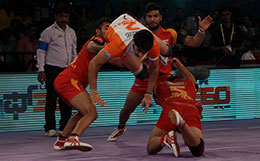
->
[198, 27, 205, 34]
[145, 91, 152, 94]
[144, 91, 152, 97]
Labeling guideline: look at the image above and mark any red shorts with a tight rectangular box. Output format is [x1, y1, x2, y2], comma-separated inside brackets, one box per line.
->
[131, 73, 172, 95]
[54, 74, 87, 103]
[155, 102, 202, 132]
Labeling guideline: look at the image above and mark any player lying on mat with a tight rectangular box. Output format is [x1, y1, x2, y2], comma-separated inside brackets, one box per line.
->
[146, 58, 204, 157]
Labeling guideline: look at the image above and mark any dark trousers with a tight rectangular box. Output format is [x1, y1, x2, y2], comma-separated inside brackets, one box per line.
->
[44, 65, 72, 132]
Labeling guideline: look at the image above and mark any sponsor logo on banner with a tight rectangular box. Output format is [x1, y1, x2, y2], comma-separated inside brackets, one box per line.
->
[197, 80, 231, 109]
[0, 85, 45, 120]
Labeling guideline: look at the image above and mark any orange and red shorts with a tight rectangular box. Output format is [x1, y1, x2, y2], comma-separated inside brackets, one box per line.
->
[131, 73, 172, 95]
[54, 74, 87, 103]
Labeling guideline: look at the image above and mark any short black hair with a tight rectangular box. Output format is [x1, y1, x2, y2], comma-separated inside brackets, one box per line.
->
[95, 17, 112, 29]
[144, 2, 162, 16]
[133, 29, 154, 52]
[54, 4, 70, 15]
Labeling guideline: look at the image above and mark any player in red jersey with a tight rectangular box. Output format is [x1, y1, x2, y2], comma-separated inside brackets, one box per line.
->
[52, 18, 113, 151]
[53, 13, 168, 151]
[147, 57, 204, 157]
[107, 2, 212, 142]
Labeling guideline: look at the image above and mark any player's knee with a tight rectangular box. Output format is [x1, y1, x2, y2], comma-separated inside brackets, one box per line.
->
[92, 110, 98, 121]
[93, 112, 98, 121]
[146, 139, 163, 155]
[86, 109, 98, 121]
[146, 145, 158, 155]
[147, 149, 157, 155]
[188, 138, 204, 157]
[134, 64, 148, 80]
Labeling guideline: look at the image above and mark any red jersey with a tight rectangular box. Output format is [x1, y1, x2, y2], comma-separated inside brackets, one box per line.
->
[59, 36, 97, 88]
[156, 78, 197, 106]
[155, 27, 177, 74]
[155, 78, 203, 131]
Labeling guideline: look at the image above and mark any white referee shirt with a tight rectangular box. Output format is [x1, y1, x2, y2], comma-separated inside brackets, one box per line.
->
[36, 22, 77, 72]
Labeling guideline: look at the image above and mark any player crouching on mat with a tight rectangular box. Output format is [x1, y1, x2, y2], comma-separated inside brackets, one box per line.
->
[52, 18, 112, 151]
[146, 58, 204, 157]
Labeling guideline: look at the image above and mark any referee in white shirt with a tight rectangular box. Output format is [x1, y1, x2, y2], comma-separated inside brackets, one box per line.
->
[36, 4, 77, 137]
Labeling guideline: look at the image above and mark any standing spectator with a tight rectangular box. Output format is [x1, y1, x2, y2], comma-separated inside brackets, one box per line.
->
[17, 25, 39, 72]
[209, 7, 245, 67]
[37, 4, 77, 137]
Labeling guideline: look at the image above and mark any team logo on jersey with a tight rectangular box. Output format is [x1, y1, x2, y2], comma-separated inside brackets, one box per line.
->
[113, 18, 141, 31]
[70, 34, 75, 39]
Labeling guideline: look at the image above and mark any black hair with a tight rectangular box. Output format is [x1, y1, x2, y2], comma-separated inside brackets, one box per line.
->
[54, 4, 70, 15]
[144, 2, 162, 16]
[133, 29, 154, 52]
[95, 17, 112, 29]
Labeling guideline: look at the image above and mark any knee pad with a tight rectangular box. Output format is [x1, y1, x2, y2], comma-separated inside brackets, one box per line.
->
[188, 138, 204, 157]
[163, 43, 173, 57]
[134, 64, 148, 80]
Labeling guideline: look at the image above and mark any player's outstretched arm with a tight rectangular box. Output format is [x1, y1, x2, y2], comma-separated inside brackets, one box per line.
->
[88, 48, 108, 106]
[171, 58, 196, 84]
[184, 15, 213, 47]
[140, 58, 159, 114]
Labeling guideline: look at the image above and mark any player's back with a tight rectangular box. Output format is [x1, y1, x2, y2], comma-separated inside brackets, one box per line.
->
[156, 78, 197, 106]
